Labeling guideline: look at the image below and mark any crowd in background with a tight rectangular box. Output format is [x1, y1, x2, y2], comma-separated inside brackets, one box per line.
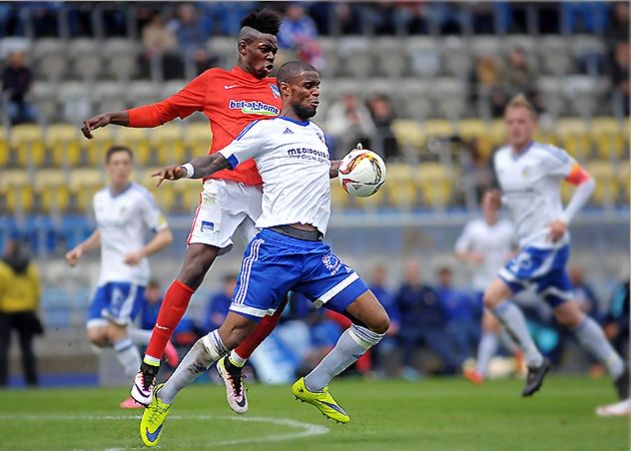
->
[131, 262, 629, 383]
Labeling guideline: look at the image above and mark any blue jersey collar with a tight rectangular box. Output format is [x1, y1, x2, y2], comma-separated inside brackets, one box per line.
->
[279, 116, 309, 127]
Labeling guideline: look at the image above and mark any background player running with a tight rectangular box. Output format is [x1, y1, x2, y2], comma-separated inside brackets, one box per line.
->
[65, 145, 173, 407]
[455, 193, 521, 384]
[138, 61, 390, 447]
[483, 95, 628, 398]
[79, 9, 289, 406]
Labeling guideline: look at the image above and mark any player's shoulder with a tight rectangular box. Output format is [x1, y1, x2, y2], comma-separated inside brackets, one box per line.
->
[494, 145, 512, 162]
[128, 182, 158, 206]
[93, 187, 109, 201]
[497, 218, 514, 232]
[531, 141, 570, 161]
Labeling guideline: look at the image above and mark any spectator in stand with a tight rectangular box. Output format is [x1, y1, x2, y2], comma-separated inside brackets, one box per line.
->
[605, 278, 629, 361]
[436, 266, 480, 372]
[278, 3, 323, 68]
[2, 51, 37, 125]
[0, 239, 42, 387]
[605, 1, 629, 45]
[469, 54, 506, 118]
[367, 94, 400, 161]
[326, 93, 376, 159]
[140, 11, 183, 80]
[502, 47, 543, 113]
[395, 259, 461, 379]
[202, 274, 237, 333]
[610, 42, 630, 116]
[368, 265, 399, 377]
[168, 3, 216, 75]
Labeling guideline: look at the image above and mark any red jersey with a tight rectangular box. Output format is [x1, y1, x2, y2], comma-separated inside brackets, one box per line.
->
[127, 66, 282, 185]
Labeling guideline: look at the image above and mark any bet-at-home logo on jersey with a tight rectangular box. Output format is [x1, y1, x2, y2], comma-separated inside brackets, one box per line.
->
[229, 100, 280, 116]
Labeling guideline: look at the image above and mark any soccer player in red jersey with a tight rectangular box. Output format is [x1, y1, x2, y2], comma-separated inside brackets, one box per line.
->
[80, 9, 288, 408]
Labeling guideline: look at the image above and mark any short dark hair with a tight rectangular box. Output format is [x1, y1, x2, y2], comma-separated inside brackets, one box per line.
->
[147, 279, 160, 289]
[277, 61, 318, 86]
[105, 145, 133, 163]
[240, 8, 281, 35]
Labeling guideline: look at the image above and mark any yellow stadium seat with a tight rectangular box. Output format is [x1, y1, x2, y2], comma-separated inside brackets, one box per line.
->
[151, 183, 176, 212]
[10, 124, 45, 167]
[82, 125, 114, 166]
[137, 167, 162, 189]
[591, 117, 625, 160]
[354, 183, 385, 210]
[47, 124, 81, 167]
[69, 168, 104, 190]
[556, 118, 591, 161]
[586, 161, 617, 205]
[4, 185, 33, 213]
[186, 122, 213, 156]
[149, 123, 186, 166]
[34, 168, 66, 189]
[391, 119, 425, 150]
[618, 160, 629, 203]
[385, 163, 417, 208]
[417, 162, 453, 207]
[424, 119, 454, 139]
[488, 119, 507, 149]
[0, 127, 8, 167]
[114, 127, 151, 166]
[330, 179, 350, 210]
[458, 119, 493, 159]
[0, 169, 29, 190]
[172, 178, 202, 213]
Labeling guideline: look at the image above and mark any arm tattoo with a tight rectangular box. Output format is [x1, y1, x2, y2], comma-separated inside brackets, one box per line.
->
[188, 153, 231, 178]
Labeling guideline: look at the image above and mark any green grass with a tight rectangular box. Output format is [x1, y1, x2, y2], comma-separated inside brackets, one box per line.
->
[0, 377, 627, 451]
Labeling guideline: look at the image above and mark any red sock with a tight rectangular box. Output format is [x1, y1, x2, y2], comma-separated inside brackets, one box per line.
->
[145, 280, 194, 362]
[233, 308, 283, 360]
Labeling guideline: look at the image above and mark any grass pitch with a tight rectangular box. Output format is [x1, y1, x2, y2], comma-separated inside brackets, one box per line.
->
[0, 376, 628, 451]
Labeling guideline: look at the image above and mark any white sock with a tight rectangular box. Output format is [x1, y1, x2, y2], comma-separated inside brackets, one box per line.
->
[304, 324, 384, 392]
[128, 328, 152, 346]
[476, 333, 499, 375]
[498, 328, 520, 354]
[572, 317, 625, 379]
[228, 350, 247, 368]
[113, 337, 141, 378]
[159, 330, 228, 404]
[493, 302, 543, 367]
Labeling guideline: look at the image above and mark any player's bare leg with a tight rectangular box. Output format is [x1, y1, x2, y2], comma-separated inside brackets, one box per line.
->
[483, 278, 550, 397]
[553, 300, 628, 399]
[293, 291, 389, 423]
[132, 243, 219, 406]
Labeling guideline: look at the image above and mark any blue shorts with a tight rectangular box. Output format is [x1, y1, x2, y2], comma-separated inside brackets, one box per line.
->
[230, 229, 369, 322]
[498, 244, 572, 308]
[87, 282, 145, 328]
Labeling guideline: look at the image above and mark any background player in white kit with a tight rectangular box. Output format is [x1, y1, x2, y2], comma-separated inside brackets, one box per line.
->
[138, 61, 389, 447]
[456, 193, 521, 384]
[65, 146, 173, 407]
[483, 95, 627, 399]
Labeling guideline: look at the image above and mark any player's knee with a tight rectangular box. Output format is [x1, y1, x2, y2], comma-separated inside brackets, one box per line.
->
[179, 249, 217, 288]
[368, 311, 390, 335]
[105, 323, 127, 343]
[88, 332, 107, 348]
[482, 291, 499, 310]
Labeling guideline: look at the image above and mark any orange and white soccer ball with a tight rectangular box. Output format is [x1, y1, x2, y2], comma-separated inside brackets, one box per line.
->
[338, 145, 387, 198]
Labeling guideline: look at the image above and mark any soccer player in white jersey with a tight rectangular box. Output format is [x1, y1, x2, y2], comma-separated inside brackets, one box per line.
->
[456, 194, 521, 384]
[483, 95, 627, 398]
[65, 146, 173, 407]
[137, 61, 390, 447]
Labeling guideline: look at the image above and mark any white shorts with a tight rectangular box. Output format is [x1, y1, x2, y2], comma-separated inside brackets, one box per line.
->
[187, 179, 262, 255]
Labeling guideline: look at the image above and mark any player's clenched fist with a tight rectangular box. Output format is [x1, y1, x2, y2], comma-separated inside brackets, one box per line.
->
[65, 246, 82, 267]
[152, 165, 187, 187]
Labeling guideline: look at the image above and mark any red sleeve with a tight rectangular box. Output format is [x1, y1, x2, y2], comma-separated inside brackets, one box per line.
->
[565, 163, 590, 185]
[127, 70, 214, 127]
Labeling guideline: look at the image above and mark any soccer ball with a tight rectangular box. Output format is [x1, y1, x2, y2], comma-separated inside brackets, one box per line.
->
[338, 146, 387, 197]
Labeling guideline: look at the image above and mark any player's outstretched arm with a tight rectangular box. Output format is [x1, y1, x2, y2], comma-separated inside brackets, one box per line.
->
[81, 111, 129, 139]
[152, 154, 231, 187]
[65, 230, 101, 266]
[124, 228, 173, 266]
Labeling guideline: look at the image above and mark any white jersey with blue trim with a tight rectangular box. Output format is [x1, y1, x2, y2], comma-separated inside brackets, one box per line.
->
[455, 218, 515, 291]
[93, 182, 168, 285]
[219, 116, 331, 235]
[494, 141, 576, 249]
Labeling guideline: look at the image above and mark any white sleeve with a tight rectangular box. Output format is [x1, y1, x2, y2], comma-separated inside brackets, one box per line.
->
[218, 120, 270, 169]
[542, 145, 576, 178]
[455, 223, 474, 253]
[139, 192, 168, 232]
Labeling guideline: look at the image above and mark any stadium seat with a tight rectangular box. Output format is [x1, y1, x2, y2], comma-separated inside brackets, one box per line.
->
[0, 127, 8, 167]
[317, 37, 341, 78]
[440, 37, 471, 77]
[405, 38, 441, 78]
[424, 119, 455, 140]
[487, 119, 507, 150]
[330, 179, 350, 210]
[457, 119, 493, 159]
[391, 119, 425, 151]
[9, 124, 45, 167]
[69, 168, 104, 191]
[127, 80, 162, 106]
[4, 185, 34, 214]
[384, 163, 417, 209]
[149, 123, 186, 166]
[33, 169, 70, 213]
[591, 117, 625, 160]
[34, 53, 68, 83]
[0, 169, 28, 190]
[539, 36, 573, 76]
[538, 77, 566, 118]
[80, 125, 114, 167]
[618, 160, 629, 203]
[185, 122, 213, 156]
[31, 81, 60, 126]
[430, 78, 467, 119]
[338, 37, 372, 78]
[46, 123, 81, 167]
[555, 118, 591, 161]
[470, 36, 502, 59]
[59, 81, 92, 124]
[397, 78, 432, 120]
[373, 38, 406, 78]
[93, 81, 127, 114]
[114, 128, 150, 166]
[171, 178, 202, 213]
[585, 161, 617, 206]
[417, 162, 453, 207]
